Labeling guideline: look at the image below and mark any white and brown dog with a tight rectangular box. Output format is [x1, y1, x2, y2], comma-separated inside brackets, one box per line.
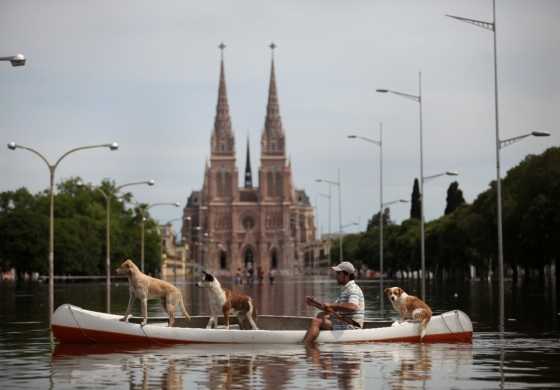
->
[197, 271, 258, 330]
[385, 287, 432, 340]
[115, 259, 191, 327]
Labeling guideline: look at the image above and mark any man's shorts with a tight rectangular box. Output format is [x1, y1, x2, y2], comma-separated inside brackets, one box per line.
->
[332, 318, 360, 331]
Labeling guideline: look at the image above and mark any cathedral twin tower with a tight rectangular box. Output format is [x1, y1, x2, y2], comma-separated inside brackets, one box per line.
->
[182, 45, 317, 275]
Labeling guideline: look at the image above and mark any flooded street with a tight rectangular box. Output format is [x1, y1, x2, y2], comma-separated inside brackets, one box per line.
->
[1, 276, 559, 389]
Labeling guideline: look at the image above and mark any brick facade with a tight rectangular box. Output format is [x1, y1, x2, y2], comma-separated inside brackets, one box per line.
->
[182, 50, 316, 275]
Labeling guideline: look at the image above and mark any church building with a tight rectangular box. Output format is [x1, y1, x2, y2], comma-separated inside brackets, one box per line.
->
[181, 44, 317, 275]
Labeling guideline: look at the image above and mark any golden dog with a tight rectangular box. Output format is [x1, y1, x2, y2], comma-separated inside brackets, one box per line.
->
[385, 287, 432, 340]
[115, 259, 191, 326]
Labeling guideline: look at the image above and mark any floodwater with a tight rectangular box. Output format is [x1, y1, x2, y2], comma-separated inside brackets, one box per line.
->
[0, 276, 559, 389]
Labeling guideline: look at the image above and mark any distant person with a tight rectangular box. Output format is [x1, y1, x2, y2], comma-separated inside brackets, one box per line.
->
[303, 261, 365, 346]
[268, 268, 276, 284]
[257, 266, 264, 284]
[246, 267, 254, 285]
[234, 268, 242, 285]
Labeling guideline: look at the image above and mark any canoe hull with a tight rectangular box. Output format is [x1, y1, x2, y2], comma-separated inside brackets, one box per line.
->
[52, 304, 473, 345]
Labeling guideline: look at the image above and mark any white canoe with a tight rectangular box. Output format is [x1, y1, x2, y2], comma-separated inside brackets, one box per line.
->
[52, 304, 473, 345]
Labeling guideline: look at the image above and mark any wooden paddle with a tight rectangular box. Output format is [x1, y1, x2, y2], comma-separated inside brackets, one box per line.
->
[306, 296, 362, 328]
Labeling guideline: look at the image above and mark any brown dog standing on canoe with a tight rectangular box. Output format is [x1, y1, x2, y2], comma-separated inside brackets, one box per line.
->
[115, 259, 191, 326]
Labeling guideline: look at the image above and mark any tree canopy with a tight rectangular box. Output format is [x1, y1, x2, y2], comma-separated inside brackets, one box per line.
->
[0, 177, 162, 276]
[333, 147, 560, 281]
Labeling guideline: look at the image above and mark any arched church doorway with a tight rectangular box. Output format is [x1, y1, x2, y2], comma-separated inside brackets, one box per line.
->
[219, 250, 227, 270]
[244, 247, 254, 270]
[270, 248, 278, 269]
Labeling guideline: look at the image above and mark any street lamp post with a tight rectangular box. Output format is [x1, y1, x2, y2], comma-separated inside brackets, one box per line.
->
[448, 4, 551, 334]
[79, 179, 155, 313]
[377, 73, 427, 298]
[446, 0, 505, 332]
[319, 192, 332, 264]
[340, 221, 359, 259]
[316, 169, 343, 261]
[7, 141, 119, 324]
[0, 53, 26, 67]
[137, 202, 181, 272]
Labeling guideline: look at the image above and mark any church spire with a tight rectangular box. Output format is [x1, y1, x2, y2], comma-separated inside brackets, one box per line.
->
[261, 42, 285, 157]
[211, 42, 235, 156]
[264, 42, 283, 137]
[244, 136, 253, 188]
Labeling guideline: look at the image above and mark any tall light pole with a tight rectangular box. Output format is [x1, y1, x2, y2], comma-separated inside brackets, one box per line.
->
[0, 53, 26, 67]
[377, 74, 428, 298]
[319, 192, 332, 264]
[78, 179, 155, 313]
[7, 141, 119, 324]
[316, 169, 343, 261]
[137, 202, 180, 272]
[348, 121, 384, 271]
[447, 3, 551, 333]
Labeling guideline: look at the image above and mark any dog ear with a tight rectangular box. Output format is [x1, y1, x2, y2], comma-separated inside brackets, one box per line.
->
[396, 287, 403, 296]
[384, 288, 390, 295]
[204, 273, 214, 282]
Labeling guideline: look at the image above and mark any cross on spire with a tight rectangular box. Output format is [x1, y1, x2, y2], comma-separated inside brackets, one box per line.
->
[269, 42, 276, 59]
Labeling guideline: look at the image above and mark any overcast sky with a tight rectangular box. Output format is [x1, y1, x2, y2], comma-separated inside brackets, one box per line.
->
[1, 0, 558, 237]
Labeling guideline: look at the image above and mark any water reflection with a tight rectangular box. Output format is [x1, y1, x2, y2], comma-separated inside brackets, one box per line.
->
[306, 344, 363, 389]
[2, 278, 560, 389]
[52, 344, 302, 389]
[51, 342, 475, 389]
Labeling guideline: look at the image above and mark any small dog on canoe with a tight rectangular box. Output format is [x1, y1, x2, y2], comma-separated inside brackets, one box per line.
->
[115, 259, 191, 327]
[385, 287, 432, 340]
[197, 271, 258, 330]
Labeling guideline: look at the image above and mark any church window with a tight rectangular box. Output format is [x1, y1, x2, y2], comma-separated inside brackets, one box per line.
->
[267, 172, 274, 196]
[276, 172, 283, 197]
[225, 172, 232, 197]
[242, 215, 255, 231]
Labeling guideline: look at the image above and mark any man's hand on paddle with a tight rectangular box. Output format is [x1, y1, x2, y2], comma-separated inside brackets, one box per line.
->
[322, 303, 334, 314]
[306, 296, 333, 313]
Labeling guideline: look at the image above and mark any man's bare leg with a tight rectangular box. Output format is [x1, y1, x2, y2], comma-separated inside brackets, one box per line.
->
[303, 312, 332, 346]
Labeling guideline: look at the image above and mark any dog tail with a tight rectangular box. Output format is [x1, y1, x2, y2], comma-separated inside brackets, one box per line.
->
[178, 293, 191, 320]
[251, 299, 257, 321]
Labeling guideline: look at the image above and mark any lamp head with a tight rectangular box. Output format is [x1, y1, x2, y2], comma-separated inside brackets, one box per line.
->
[147, 179, 155, 186]
[76, 179, 84, 187]
[315, 179, 323, 183]
[174, 202, 180, 207]
[446, 171, 459, 176]
[10, 54, 26, 67]
[7, 142, 17, 150]
[376, 89, 389, 93]
[109, 142, 119, 151]
[347, 135, 357, 139]
[399, 199, 409, 203]
[531, 131, 551, 137]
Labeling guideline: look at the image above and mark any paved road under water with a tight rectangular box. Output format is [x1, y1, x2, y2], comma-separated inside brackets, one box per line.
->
[0, 276, 559, 389]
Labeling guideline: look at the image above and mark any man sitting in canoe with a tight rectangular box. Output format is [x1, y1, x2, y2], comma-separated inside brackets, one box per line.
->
[303, 261, 365, 345]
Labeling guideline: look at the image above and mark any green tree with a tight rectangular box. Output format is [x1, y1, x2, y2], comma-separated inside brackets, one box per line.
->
[410, 178, 421, 220]
[0, 177, 163, 276]
[444, 181, 465, 215]
[366, 207, 392, 232]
